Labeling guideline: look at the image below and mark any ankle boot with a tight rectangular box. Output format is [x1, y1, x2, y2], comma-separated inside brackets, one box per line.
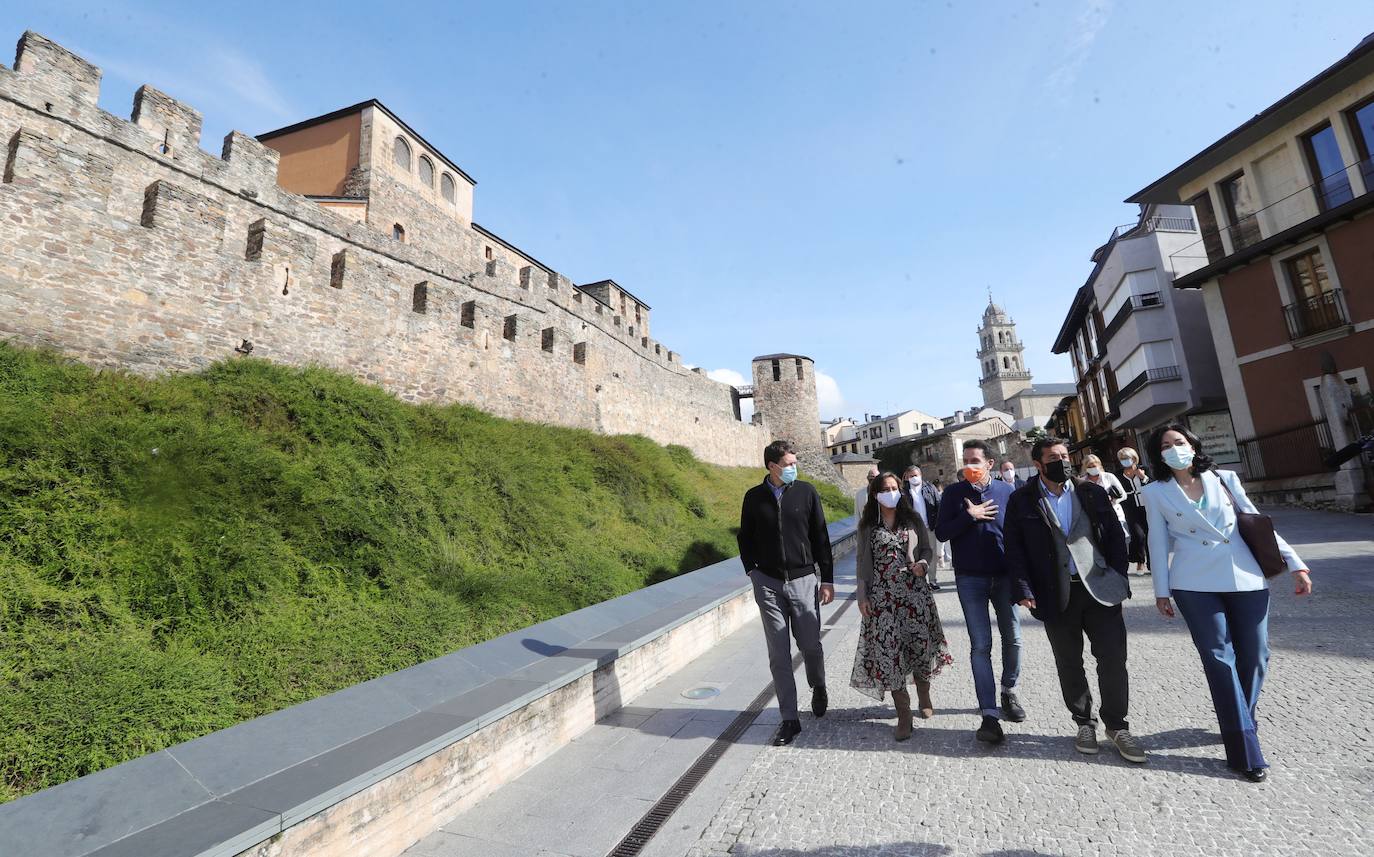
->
[892, 689, 913, 741]
[915, 678, 934, 719]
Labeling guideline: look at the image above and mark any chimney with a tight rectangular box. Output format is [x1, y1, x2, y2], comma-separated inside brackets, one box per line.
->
[953, 409, 966, 424]
[921, 423, 933, 435]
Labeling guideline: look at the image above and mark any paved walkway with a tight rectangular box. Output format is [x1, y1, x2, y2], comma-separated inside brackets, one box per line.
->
[409, 507, 1374, 857]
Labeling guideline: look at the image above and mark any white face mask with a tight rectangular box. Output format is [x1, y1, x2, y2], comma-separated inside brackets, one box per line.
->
[875, 489, 901, 509]
[1118, 458, 1133, 469]
[1085, 466, 1102, 477]
[1001, 470, 1016, 481]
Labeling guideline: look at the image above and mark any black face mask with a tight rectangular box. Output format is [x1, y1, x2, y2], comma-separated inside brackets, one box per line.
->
[1044, 460, 1073, 483]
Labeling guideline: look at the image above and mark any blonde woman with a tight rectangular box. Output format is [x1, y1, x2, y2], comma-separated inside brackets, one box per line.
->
[1082, 453, 1128, 535]
[1117, 446, 1151, 572]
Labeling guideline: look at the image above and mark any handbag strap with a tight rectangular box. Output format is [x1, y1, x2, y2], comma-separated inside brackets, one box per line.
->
[1216, 474, 1244, 513]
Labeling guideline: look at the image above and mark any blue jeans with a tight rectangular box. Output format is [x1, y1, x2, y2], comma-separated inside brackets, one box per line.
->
[1172, 588, 1271, 771]
[955, 573, 1022, 718]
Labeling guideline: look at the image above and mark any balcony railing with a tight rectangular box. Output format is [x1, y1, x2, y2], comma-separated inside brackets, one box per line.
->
[1108, 215, 1197, 243]
[979, 370, 1032, 384]
[1238, 420, 1333, 480]
[1169, 155, 1374, 275]
[1108, 365, 1181, 412]
[1102, 291, 1164, 343]
[1282, 288, 1350, 341]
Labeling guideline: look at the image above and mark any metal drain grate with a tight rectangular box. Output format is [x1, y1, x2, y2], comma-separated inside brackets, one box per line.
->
[604, 588, 856, 857]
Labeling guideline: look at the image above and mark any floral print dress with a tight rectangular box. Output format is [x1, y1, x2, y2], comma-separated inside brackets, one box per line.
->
[850, 525, 953, 700]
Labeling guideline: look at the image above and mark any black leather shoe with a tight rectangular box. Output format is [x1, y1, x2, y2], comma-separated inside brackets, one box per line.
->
[929, 583, 942, 591]
[1244, 767, 1268, 783]
[1000, 691, 1026, 722]
[975, 715, 1004, 744]
[774, 719, 802, 746]
[811, 686, 828, 718]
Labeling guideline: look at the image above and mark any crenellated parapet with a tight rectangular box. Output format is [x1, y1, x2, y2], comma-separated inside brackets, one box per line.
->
[0, 30, 770, 467]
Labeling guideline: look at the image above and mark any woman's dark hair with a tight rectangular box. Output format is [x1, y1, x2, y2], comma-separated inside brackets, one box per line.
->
[1146, 422, 1214, 482]
[861, 471, 924, 530]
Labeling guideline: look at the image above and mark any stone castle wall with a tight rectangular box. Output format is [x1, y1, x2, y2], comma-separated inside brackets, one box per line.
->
[0, 32, 770, 467]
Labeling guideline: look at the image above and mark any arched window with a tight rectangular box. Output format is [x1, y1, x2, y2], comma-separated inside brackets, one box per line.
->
[393, 137, 411, 170]
[1003, 356, 1010, 369]
[418, 156, 434, 187]
[393, 223, 406, 242]
[441, 173, 456, 203]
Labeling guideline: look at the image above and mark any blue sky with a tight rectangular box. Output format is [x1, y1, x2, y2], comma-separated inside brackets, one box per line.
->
[11, 1, 1372, 420]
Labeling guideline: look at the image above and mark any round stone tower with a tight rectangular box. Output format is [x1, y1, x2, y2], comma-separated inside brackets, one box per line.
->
[751, 353, 841, 483]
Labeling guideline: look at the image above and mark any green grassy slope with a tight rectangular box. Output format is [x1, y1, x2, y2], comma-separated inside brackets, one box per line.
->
[0, 343, 850, 802]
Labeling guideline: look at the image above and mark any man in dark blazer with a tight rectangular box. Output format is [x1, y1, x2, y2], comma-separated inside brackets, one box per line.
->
[998, 461, 1026, 489]
[738, 439, 835, 746]
[1004, 437, 1144, 764]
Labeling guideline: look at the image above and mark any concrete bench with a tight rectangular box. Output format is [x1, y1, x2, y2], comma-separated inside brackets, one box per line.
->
[1, 518, 858, 857]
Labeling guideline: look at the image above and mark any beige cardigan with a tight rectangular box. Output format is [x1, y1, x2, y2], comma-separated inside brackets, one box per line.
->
[856, 517, 934, 599]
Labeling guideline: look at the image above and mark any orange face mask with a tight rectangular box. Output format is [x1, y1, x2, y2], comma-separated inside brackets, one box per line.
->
[963, 463, 986, 483]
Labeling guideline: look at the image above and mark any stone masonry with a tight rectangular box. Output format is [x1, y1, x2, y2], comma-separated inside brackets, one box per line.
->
[751, 353, 842, 482]
[0, 31, 822, 469]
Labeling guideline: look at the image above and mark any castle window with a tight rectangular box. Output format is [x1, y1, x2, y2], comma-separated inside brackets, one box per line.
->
[393, 223, 406, 242]
[1003, 356, 1009, 369]
[795, 358, 804, 380]
[393, 137, 412, 171]
[412, 282, 428, 314]
[485, 245, 493, 260]
[460, 300, 476, 328]
[772, 360, 781, 382]
[418, 156, 434, 188]
[441, 173, 456, 203]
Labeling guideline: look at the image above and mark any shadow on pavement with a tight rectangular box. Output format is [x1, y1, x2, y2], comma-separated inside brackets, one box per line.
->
[784, 719, 1240, 781]
[729, 845, 1068, 856]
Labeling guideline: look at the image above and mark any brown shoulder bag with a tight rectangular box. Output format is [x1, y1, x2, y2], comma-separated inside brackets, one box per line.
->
[1218, 478, 1287, 578]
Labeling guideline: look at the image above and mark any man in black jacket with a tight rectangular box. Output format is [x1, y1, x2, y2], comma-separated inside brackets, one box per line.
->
[1004, 437, 1144, 764]
[738, 439, 835, 746]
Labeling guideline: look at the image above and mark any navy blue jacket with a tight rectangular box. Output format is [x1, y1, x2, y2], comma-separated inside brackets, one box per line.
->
[934, 477, 1014, 576]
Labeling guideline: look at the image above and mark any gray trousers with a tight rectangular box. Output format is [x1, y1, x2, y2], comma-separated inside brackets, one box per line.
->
[750, 570, 826, 720]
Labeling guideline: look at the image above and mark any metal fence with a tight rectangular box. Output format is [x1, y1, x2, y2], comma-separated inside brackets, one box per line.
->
[1237, 419, 1333, 480]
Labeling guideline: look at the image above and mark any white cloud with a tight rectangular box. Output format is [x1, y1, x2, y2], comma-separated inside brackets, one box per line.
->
[207, 46, 296, 122]
[1046, 1, 1113, 95]
[815, 370, 845, 420]
[706, 368, 746, 387]
[707, 368, 754, 422]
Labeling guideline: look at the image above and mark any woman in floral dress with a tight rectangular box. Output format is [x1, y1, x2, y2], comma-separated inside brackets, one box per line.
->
[850, 472, 953, 741]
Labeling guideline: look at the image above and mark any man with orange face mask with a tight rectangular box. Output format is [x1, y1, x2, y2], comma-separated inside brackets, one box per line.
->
[934, 438, 1024, 744]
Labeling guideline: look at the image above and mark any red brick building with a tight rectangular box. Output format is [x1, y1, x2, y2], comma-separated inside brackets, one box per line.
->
[1128, 33, 1374, 509]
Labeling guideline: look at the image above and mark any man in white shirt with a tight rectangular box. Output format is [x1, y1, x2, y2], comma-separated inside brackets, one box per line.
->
[902, 465, 942, 590]
[853, 465, 879, 519]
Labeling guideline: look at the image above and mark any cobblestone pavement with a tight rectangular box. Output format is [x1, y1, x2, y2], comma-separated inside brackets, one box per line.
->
[685, 508, 1374, 857]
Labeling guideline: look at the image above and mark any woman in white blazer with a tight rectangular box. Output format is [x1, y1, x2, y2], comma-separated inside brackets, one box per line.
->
[1141, 423, 1312, 782]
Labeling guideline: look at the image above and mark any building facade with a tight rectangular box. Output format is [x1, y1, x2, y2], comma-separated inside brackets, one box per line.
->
[1129, 32, 1374, 509]
[873, 415, 1030, 488]
[1051, 204, 1228, 462]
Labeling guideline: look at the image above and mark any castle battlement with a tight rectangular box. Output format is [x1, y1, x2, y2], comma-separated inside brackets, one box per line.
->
[0, 30, 774, 467]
